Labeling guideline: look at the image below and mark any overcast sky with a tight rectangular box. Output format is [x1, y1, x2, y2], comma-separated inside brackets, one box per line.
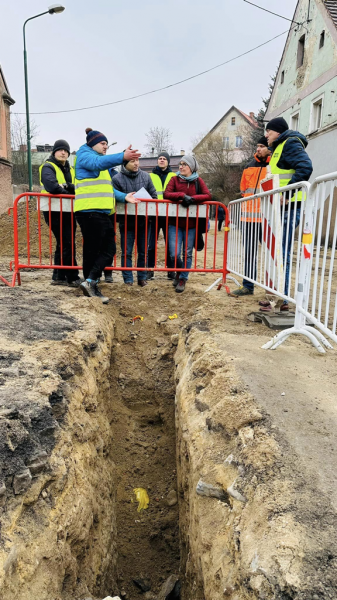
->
[1, 0, 297, 155]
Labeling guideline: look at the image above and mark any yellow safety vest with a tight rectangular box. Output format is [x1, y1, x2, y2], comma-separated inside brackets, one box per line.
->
[39, 160, 74, 193]
[74, 167, 115, 214]
[150, 172, 176, 200]
[270, 137, 305, 201]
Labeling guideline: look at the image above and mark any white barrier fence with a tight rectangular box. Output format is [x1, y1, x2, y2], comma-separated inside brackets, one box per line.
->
[228, 174, 337, 354]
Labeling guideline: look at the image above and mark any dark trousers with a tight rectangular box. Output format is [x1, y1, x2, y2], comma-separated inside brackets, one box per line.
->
[242, 221, 262, 292]
[76, 211, 116, 281]
[43, 211, 79, 282]
[218, 219, 224, 232]
[148, 216, 174, 272]
[119, 219, 147, 283]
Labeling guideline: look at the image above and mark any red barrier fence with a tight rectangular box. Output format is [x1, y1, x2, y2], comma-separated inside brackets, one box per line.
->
[0, 193, 230, 288]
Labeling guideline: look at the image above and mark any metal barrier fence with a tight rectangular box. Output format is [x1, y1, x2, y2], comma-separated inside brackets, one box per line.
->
[228, 177, 337, 353]
[0, 193, 230, 287]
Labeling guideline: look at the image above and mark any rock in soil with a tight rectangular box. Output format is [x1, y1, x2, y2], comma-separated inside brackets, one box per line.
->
[158, 575, 180, 600]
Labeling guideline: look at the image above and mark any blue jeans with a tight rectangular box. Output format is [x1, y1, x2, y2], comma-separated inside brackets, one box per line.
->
[242, 222, 262, 292]
[283, 207, 301, 301]
[168, 225, 196, 280]
[119, 220, 147, 283]
[147, 216, 174, 271]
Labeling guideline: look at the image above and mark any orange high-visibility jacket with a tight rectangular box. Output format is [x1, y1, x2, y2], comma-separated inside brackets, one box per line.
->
[240, 154, 270, 223]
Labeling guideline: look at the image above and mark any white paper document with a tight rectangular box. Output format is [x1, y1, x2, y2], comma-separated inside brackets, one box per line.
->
[133, 187, 153, 200]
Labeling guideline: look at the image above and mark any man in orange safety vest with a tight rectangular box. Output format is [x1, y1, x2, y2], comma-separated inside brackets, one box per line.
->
[230, 136, 271, 297]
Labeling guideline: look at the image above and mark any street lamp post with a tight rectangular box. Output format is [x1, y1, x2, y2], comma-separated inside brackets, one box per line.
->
[23, 4, 65, 191]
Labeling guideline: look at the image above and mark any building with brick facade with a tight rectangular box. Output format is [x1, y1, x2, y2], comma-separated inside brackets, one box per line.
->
[0, 65, 15, 213]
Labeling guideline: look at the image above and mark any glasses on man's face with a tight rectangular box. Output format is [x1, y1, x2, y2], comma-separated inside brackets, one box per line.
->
[179, 162, 187, 167]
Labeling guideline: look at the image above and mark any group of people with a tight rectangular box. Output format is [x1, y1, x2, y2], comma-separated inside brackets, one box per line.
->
[39, 116, 313, 306]
[39, 128, 211, 303]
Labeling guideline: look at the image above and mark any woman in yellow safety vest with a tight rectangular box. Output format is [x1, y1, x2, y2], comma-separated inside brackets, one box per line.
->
[265, 117, 313, 311]
[74, 128, 140, 304]
[39, 139, 80, 287]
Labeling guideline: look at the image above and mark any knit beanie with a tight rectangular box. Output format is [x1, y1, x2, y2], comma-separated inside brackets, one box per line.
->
[265, 117, 288, 134]
[180, 154, 199, 173]
[85, 127, 108, 148]
[257, 136, 269, 147]
[52, 139, 70, 156]
[158, 151, 170, 164]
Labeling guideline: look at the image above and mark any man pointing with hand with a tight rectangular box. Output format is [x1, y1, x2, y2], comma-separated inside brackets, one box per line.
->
[74, 127, 141, 303]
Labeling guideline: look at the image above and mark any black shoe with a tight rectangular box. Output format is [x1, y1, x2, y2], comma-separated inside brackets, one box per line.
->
[51, 279, 68, 286]
[175, 279, 186, 293]
[167, 272, 176, 280]
[146, 271, 154, 280]
[172, 276, 180, 287]
[138, 280, 148, 287]
[104, 273, 113, 283]
[68, 278, 82, 288]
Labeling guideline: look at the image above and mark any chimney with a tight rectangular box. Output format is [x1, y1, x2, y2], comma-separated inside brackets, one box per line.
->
[249, 112, 255, 120]
[180, 149, 185, 156]
[19, 144, 27, 152]
[151, 147, 155, 156]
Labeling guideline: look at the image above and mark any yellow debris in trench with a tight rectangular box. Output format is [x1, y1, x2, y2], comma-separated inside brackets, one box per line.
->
[133, 488, 150, 512]
[168, 314, 178, 320]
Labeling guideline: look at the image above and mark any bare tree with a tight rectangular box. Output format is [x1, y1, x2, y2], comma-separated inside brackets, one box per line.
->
[11, 114, 39, 184]
[144, 126, 175, 157]
[194, 133, 246, 204]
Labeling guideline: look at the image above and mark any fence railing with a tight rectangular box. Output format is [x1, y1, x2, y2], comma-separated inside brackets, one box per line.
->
[1, 193, 230, 287]
[228, 176, 337, 354]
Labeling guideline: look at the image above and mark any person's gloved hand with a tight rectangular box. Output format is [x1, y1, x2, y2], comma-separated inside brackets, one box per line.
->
[181, 195, 193, 208]
[64, 183, 75, 195]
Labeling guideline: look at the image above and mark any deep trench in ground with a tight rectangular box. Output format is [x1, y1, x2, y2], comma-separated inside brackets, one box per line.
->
[107, 307, 182, 600]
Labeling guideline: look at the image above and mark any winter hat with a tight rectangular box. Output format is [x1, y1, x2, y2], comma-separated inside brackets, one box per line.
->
[52, 139, 70, 156]
[265, 117, 288, 134]
[158, 151, 170, 164]
[85, 127, 108, 148]
[257, 136, 269, 147]
[180, 154, 199, 173]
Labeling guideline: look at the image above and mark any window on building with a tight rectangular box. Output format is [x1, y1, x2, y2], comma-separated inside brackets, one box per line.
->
[319, 30, 325, 49]
[311, 96, 323, 131]
[291, 112, 300, 130]
[236, 136, 243, 148]
[223, 136, 229, 149]
[281, 70, 285, 84]
[231, 117, 236, 126]
[297, 34, 305, 68]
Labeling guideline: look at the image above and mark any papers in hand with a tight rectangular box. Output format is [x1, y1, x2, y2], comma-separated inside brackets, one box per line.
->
[133, 187, 153, 200]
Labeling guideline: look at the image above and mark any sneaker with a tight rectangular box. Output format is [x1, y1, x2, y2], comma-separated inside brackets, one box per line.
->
[167, 272, 176, 280]
[172, 275, 180, 288]
[104, 273, 113, 283]
[80, 280, 97, 298]
[229, 286, 253, 297]
[79, 280, 109, 304]
[51, 279, 68, 286]
[124, 281, 133, 286]
[93, 286, 109, 304]
[138, 280, 148, 287]
[146, 271, 154, 280]
[175, 279, 186, 293]
[68, 278, 82, 288]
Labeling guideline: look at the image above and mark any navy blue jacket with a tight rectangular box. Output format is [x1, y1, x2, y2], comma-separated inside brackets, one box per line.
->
[270, 130, 313, 185]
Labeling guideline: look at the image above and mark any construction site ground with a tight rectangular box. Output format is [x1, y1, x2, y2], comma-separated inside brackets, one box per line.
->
[0, 223, 336, 599]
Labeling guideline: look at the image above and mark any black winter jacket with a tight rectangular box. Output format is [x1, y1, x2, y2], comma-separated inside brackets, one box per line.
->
[270, 130, 313, 186]
[113, 166, 157, 225]
[152, 165, 172, 186]
[40, 155, 74, 195]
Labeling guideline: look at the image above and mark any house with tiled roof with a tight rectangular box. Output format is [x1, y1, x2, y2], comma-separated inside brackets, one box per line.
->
[0, 64, 15, 212]
[193, 106, 258, 164]
[265, 0, 337, 178]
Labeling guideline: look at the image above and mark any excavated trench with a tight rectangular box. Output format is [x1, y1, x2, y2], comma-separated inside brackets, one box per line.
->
[1, 284, 337, 600]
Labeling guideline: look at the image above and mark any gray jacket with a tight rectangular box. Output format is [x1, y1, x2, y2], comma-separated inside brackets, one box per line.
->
[112, 166, 158, 198]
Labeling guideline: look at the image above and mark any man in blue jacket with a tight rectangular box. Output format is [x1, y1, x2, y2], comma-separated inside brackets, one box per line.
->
[74, 128, 140, 303]
[265, 117, 313, 310]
